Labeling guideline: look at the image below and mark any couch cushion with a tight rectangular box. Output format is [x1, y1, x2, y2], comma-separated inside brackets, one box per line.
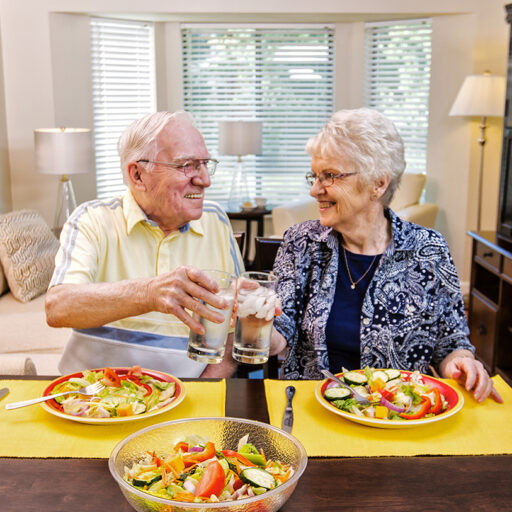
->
[0, 292, 69, 353]
[0, 210, 59, 303]
[389, 173, 426, 211]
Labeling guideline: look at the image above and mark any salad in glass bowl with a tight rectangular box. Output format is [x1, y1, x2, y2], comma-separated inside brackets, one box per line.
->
[123, 434, 294, 504]
[317, 367, 464, 428]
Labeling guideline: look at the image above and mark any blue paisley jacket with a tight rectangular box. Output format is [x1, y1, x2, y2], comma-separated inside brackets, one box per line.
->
[273, 209, 474, 380]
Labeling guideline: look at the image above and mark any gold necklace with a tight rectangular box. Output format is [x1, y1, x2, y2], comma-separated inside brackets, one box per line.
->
[342, 245, 378, 290]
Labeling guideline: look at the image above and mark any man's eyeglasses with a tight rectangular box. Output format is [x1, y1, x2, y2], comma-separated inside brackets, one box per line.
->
[137, 158, 218, 177]
[305, 171, 357, 187]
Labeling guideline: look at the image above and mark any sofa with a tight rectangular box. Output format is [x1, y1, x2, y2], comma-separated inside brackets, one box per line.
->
[0, 210, 70, 375]
[272, 172, 439, 237]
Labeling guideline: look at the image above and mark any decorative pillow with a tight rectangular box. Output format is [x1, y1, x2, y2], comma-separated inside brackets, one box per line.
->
[0, 210, 59, 303]
[389, 173, 426, 212]
[0, 258, 7, 296]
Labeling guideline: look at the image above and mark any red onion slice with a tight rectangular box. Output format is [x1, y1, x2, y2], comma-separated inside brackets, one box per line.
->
[380, 396, 405, 413]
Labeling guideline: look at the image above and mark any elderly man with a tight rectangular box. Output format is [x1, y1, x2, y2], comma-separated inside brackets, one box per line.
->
[45, 111, 244, 378]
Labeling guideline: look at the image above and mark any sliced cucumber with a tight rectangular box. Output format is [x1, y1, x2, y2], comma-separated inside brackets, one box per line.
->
[372, 371, 389, 383]
[324, 387, 351, 401]
[352, 385, 370, 397]
[384, 369, 402, 381]
[132, 472, 162, 487]
[240, 468, 276, 490]
[343, 371, 367, 386]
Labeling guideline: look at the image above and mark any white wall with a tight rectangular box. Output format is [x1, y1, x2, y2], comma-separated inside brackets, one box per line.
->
[0, 0, 510, 287]
[0, 20, 10, 213]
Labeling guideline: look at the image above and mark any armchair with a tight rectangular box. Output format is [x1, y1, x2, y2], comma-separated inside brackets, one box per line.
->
[272, 173, 438, 237]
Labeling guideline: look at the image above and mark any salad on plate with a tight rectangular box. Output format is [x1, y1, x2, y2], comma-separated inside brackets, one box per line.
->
[323, 367, 451, 421]
[124, 434, 294, 503]
[49, 366, 176, 419]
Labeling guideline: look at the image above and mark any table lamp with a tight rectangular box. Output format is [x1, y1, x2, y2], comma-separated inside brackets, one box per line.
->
[218, 121, 262, 211]
[449, 71, 506, 232]
[34, 128, 92, 231]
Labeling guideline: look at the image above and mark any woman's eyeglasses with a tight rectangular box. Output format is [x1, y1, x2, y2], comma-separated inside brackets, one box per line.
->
[137, 158, 218, 177]
[305, 171, 357, 187]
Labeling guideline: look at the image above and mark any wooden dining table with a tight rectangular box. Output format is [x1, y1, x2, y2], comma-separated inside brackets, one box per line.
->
[1, 376, 511, 512]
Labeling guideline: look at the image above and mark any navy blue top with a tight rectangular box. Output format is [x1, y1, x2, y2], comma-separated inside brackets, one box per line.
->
[325, 248, 381, 373]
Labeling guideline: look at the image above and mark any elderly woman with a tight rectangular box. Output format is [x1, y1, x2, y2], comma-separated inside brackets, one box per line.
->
[271, 108, 501, 403]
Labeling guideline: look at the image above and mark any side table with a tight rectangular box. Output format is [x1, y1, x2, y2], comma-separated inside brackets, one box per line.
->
[226, 208, 271, 266]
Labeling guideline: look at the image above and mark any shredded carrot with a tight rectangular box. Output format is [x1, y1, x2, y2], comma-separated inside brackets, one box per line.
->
[161, 466, 168, 487]
[259, 448, 267, 463]
[164, 462, 180, 479]
[173, 491, 196, 502]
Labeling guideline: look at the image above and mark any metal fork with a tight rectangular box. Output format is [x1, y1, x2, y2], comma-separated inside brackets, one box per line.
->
[5, 381, 105, 410]
[321, 369, 371, 405]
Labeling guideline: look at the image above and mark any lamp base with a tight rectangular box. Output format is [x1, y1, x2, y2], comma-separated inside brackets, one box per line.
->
[54, 174, 77, 231]
[228, 159, 250, 211]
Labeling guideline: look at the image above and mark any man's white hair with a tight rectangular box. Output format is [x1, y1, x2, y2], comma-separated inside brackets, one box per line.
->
[117, 111, 194, 183]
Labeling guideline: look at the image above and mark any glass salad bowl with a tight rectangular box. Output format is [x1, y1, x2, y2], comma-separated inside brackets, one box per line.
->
[109, 416, 308, 512]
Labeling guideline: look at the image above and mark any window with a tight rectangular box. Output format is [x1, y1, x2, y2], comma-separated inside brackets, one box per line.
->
[364, 20, 432, 173]
[181, 26, 335, 207]
[90, 18, 156, 199]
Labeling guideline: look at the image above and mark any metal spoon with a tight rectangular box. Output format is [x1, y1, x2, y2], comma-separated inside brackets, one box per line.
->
[321, 369, 371, 405]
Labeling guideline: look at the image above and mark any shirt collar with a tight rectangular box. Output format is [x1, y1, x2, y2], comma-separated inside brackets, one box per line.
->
[124, 190, 149, 234]
[304, 207, 412, 253]
[123, 190, 205, 236]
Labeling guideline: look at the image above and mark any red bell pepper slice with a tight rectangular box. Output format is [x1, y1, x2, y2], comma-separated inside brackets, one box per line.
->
[380, 389, 395, 402]
[174, 442, 189, 453]
[428, 387, 443, 415]
[121, 376, 153, 396]
[233, 476, 244, 491]
[183, 442, 216, 467]
[398, 396, 431, 420]
[119, 375, 152, 396]
[194, 460, 225, 498]
[221, 450, 257, 467]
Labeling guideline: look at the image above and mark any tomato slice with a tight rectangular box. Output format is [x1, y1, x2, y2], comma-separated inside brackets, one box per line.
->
[102, 367, 121, 387]
[194, 460, 225, 498]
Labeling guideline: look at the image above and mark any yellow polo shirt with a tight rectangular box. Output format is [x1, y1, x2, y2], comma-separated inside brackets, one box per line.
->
[50, 190, 244, 338]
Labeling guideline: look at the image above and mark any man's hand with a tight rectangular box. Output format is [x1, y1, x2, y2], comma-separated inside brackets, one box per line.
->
[149, 266, 230, 335]
[441, 353, 503, 403]
[45, 266, 232, 332]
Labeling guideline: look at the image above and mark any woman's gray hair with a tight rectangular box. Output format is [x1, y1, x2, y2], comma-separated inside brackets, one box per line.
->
[305, 108, 406, 206]
[117, 110, 194, 183]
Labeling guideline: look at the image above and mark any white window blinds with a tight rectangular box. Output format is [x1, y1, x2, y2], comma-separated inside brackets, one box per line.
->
[181, 26, 335, 207]
[90, 18, 156, 199]
[364, 20, 432, 174]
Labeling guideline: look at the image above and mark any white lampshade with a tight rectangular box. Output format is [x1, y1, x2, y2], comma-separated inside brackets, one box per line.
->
[449, 72, 506, 117]
[218, 121, 262, 156]
[34, 128, 92, 175]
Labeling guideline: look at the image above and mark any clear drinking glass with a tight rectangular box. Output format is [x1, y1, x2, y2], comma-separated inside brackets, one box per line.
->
[187, 270, 237, 364]
[233, 271, 278, 364]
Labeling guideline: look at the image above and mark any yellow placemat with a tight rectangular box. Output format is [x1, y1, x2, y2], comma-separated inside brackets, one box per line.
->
[0, 379, 225, 458]
[265, 376, 512, 457]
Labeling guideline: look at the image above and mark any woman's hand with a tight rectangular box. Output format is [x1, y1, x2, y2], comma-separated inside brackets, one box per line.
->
[441, 352, 503, 403]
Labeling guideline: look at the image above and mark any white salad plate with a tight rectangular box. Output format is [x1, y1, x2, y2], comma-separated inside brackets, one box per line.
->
[315, 369, 464, 429]
[40, 367, 186, 425]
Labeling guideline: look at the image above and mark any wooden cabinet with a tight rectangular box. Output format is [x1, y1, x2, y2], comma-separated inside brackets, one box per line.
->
[468, 231, 512, 385]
